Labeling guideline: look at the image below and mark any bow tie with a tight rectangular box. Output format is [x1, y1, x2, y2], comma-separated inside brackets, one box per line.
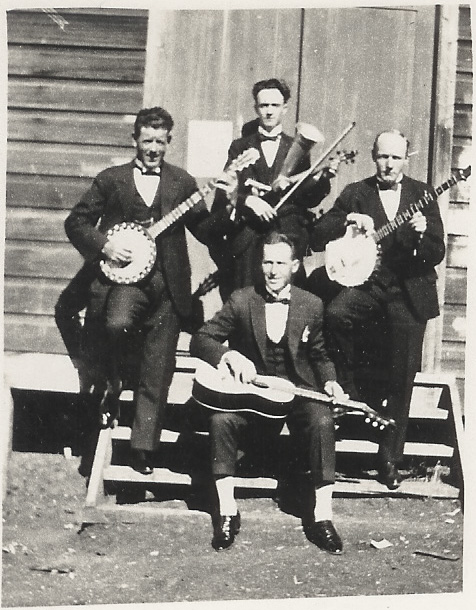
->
[135, 162, 161, 176]
[378, 181, 399, 191]
[259, 133, 281, 143]
[265, 293, 290, 304]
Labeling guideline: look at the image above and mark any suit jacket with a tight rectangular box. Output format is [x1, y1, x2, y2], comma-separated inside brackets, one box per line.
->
[211, 132, 331, 257]
[190, 284, 337, 391]
[65, 160, 225, 318]
[310, 174, 446, 321]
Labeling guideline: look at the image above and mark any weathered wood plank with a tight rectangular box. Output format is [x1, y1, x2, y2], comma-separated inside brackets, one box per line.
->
[7, 141, 133, 179]
[4, 277, 69, 315]
[442, 304, 466, 343]
[7, 9, 147, 49]
[444, 267, 468, 305]
[4, 314, 67, 354]
[453, 107, 472, 138]
[446, 235, 468, 269]
[446, 203, 470, 236]
[440, 340, 466, 369]
[6, 174, 91, 210]
[8, 79, 142, 113]
[8, 110, 136, 147]
[455, 72, 473, 105]
[6, 208, 69, 242]
[8, 46, 145, 82]
[458, 5, 472, 40]
[457, 40, 473, 73]
[4, 241, 84, 279]
[452, 142, 472, 168]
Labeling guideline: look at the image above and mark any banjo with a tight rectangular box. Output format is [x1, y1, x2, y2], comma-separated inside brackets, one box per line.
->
[325, 166, 471, 287]
[100, 148, 260, 285]
[193, 360, 395, 429]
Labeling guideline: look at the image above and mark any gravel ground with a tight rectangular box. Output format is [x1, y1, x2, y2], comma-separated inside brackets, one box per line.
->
[1, 450, 466, 609]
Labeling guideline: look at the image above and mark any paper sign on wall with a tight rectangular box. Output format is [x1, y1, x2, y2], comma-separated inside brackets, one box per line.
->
[186, 120, 233, 178]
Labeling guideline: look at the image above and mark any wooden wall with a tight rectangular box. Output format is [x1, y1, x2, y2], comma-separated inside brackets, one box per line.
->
[5, 8, 148, 353]
[440, 5, 472, 380]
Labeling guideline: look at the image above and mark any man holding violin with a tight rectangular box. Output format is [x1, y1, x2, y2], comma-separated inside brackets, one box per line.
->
[210, 78, 337, 301]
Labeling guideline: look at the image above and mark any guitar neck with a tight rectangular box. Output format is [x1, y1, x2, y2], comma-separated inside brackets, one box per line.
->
[254, 377, 365, 411]
[147, 178, 218, 240]
[373, 171, 464, 243]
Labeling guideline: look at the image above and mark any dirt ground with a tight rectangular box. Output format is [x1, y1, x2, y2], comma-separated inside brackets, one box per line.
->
[1, 450, 465, 608]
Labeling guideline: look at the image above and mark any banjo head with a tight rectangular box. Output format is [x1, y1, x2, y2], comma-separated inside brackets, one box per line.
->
[100, 222, 157, 285]
[325, 229, 379, 287]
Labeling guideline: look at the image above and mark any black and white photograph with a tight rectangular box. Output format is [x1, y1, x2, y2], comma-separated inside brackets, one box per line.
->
[2, 1, 473, 608]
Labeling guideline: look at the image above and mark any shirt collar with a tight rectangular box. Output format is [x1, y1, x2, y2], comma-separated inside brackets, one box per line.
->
[265, 284, 291, 303]
[135, 158, 161, 175]
[258, 125, 283, 140]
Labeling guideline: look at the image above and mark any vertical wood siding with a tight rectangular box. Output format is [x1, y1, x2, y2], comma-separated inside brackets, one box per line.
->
[5, 8, 148, 353]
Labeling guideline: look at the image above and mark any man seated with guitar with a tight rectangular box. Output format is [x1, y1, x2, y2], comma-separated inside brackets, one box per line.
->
[210, 78, 337, 302]
[190, 231, 348, 554]
[309, 129, 446, 490]
[65, 107, 237, 475]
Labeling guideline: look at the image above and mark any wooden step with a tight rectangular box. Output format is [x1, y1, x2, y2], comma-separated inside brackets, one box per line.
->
[110, 426, 454, 459]
[100, 465, 458, 499]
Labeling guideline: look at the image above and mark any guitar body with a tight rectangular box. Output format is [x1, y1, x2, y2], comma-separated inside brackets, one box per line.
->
[99, 222, 157, 285]
[325, 225, 379, 287]
[193, 361, 395, 428]
[193, 362, 293, 419]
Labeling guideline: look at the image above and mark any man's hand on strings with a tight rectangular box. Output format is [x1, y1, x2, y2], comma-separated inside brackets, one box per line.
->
[218, 350, 257, 384]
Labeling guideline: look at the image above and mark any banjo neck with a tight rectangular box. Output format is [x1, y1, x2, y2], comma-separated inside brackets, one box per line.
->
[372, 167, 471, 244]
[146, 149, 259, 241]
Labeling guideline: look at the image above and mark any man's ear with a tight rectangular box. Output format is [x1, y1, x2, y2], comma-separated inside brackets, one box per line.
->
[282, 103, 288, 117]
[291, 258, 300, 274]
[167, 134, 172, 144]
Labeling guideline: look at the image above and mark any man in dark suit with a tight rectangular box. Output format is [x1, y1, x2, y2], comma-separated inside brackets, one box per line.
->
[309, 129, 446, 489]
[65, 107, 228, 474]
[190, 231, 346, 554]
[210, 78, 335, 301]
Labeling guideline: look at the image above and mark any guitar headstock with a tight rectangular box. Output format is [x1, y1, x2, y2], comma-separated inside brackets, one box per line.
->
[228, 148, 260, 174]
[458, 166, 471, 181]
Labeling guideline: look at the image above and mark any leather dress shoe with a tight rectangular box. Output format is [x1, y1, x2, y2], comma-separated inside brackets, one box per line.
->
[212, 512, 241, 551]
[130, 449, 154, 475]
[377, 461, 402, 490]
[304, 520, 343, 555]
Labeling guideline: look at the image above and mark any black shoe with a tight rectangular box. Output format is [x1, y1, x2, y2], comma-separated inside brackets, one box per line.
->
[304, 520, 343, 555]
[377, 461, 402, 490]
[212, 512, 241, 551]
[130, 449, 154, 475]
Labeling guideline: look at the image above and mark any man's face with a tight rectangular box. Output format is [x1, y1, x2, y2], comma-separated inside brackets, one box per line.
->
[135, 126, 170, 170]
[373, 132, 408, 185]
[255, 88, 287, 131]
[262, 242, 299, 294]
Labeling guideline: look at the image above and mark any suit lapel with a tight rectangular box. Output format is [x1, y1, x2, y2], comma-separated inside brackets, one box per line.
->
[153, 162, 178, 217]
[250, 289, 268, 366]
[117, 162, 139, 221]
[287, 287, 306, 357]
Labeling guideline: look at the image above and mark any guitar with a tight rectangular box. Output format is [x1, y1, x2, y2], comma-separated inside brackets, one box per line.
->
[192, 360, 395, 429]
[100, 148, 260, 285]
[325, 166, 471, 287]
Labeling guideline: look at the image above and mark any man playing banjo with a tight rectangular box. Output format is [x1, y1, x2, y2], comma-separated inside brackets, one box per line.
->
[309, 129, 446, 490]
[65, 106, 239, 474]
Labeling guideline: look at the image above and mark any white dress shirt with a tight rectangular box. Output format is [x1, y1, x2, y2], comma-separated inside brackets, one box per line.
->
[258, 125, 283, 168]
[133, 167, 160, 207]
[265, 284, 291, 343]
